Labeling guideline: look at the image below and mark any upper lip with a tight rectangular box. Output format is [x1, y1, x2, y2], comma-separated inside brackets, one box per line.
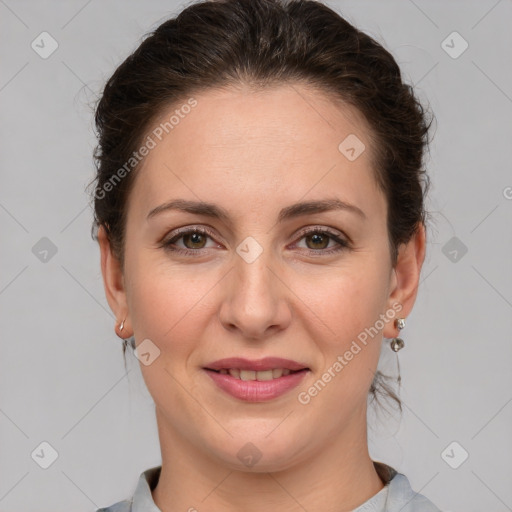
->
[204, 357, 309, 372]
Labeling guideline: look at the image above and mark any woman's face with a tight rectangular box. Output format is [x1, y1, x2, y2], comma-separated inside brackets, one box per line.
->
[100, 83, 424, 471]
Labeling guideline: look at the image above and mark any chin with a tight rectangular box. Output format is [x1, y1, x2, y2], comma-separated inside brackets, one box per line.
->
[210, 433, 305, 473]
[222, 451, 297, 473]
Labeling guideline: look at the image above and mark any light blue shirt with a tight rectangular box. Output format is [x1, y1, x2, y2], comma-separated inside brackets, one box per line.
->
[96, 462, 442, 512]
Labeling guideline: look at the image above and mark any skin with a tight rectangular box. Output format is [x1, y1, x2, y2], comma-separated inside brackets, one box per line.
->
[98, 82, 426, 512]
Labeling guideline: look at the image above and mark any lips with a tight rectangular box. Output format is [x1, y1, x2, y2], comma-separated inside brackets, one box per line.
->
[203, 357, 310, 401]
[215, 368, 298, 381]
[204, 356, 309, 372]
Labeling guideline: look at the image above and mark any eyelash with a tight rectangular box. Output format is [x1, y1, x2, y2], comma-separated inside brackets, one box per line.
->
[159, 226, 351, 257]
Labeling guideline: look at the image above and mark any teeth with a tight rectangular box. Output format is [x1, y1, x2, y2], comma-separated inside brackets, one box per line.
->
[272, 368, 283, 378]
[217, 368, 298, 380]
[256, 370, 274, 381]
[240, 370, 256, 381]
[228, 368, 240, 378]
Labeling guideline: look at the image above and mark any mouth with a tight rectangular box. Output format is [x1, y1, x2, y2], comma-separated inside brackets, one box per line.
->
[203, 356, 310, 377]
[204, 367, 308, 381]
[202, 357, 310, 402]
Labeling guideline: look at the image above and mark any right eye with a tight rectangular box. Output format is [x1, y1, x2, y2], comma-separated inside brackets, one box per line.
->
[160, 227, 220, 256]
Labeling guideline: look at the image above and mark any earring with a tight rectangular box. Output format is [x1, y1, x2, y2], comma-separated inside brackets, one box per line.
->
[115, 318, 126, 340]
[390, 317, 405, 352]
[390, 317, 405, 388]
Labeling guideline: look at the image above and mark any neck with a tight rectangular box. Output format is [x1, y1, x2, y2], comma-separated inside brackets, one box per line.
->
[152, 406, 384, 512]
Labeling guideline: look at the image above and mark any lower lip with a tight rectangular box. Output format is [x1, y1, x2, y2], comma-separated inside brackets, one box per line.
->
[203, 369, 309, 402]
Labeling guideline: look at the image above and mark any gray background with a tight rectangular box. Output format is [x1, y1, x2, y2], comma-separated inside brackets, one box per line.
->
[1, 0, 511, 511]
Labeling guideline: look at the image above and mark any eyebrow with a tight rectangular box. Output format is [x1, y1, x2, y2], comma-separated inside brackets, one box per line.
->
[146, 198, 366, 223]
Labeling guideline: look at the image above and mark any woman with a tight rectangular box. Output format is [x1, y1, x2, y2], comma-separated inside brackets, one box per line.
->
[90, 0, 441, 510]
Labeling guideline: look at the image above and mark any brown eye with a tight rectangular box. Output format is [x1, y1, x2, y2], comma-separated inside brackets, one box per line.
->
[294, 228, 350, 256]
[161, 227, 218, 256]
[305, 232, 330, 250]
[182, 231, 208, 249]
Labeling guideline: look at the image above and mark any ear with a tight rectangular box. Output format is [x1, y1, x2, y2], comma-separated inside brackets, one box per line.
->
[383, 222, 426, 339]
[97, 225, 131, 335]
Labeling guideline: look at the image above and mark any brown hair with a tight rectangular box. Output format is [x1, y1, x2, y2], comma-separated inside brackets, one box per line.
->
[88, 0, 433, 414]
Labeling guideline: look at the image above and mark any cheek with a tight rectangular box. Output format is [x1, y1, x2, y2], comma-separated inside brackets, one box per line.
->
[298, 259, 390, 406]
[126, 259, 222, 356]
[305, 262, 390, 345]
[297, 269, 387, 418]
[126, 266, 216, 411]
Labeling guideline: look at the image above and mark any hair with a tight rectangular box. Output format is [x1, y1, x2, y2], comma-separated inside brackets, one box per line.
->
[87, 0, 434, 414]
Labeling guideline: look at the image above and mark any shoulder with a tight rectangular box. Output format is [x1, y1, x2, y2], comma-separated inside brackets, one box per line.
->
[387, 471, 443, 512]
[95, 499, 132, 512]
[95, 465, 161, 512]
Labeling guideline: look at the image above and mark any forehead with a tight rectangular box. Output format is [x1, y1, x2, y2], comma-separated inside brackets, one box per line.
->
[127, 83, 384, 222]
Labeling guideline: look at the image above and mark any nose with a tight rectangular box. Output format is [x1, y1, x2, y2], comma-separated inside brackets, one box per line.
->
[218, 248, 292, 341]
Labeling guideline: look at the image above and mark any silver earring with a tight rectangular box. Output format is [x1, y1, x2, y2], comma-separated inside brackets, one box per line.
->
[390, 317, 405, 352]
[390, 317, 405, 387]
[119, 319, 125, 332]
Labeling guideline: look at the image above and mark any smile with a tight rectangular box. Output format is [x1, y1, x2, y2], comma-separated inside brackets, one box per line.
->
[211, 368, 298, 380]
[203, 367, 309, 402]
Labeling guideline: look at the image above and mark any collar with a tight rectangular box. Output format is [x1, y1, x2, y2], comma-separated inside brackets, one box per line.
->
[124, 461, 441, 512]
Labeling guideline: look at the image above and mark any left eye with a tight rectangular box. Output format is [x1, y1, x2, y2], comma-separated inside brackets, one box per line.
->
[162, 228, 216, 252]
[296, 230, 345, 251]
[160, 227, 350, 255]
